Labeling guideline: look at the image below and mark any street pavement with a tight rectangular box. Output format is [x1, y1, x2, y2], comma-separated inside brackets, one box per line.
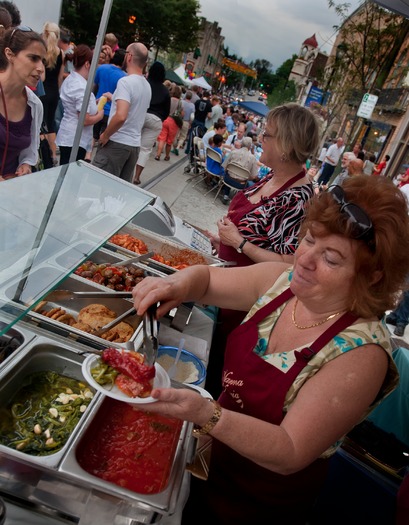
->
[139, 148, 228, 234]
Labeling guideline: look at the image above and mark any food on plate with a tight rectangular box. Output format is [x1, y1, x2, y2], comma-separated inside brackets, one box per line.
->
[74, 261, 145, 291]
[77, 304, 116, 331]
[0, 371, 94, 456]
[33, 303, 136, 343]
[109, 233, 148, 254]
[91, 347, 155, 398]
[76, 397, 182, 494]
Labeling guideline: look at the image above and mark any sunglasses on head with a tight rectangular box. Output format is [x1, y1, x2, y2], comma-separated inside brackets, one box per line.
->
[327, 184, 375, 249]
[9, 25, 33, 44]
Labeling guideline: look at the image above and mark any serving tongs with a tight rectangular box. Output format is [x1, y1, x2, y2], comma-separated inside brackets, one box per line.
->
[43, 290, 133, 302]
[142, 304, 158, 366]
[92, 305, 137, 336]
[114, 251, 154, 266]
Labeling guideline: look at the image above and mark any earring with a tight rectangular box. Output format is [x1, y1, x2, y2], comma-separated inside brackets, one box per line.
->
[280, 152, 288, 162]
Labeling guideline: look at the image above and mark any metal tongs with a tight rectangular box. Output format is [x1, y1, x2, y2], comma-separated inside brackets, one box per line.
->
[142, 304, 158, 366]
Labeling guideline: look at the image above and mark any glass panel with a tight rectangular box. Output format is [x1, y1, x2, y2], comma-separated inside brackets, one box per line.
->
[0, 161, 153, 335]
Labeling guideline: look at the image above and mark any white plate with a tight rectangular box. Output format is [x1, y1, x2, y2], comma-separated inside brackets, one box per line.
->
[81, 353, 170, 404]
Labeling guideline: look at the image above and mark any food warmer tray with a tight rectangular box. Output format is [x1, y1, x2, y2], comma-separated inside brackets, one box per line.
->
[104, 223, 222, 272]
[0, 323, 195, 523]
[0, 161, 154, 337]
[0, 318, 36, 373]
[1, 246, 173, 352]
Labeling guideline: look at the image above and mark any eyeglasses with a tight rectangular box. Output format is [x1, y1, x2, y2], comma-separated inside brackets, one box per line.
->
[327, 185, 375, 248]
[262, 130, 276, 141]
[9, 25, 32, 44]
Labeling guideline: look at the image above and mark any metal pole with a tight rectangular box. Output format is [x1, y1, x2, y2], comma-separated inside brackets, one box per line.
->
[68, 0, 113, 163]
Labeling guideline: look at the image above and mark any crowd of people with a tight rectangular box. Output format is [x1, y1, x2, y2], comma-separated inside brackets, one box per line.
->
[1, 4, 409, 522]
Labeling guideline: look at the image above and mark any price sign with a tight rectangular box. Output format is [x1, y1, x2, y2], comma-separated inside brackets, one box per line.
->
[357, 93, 378, 119]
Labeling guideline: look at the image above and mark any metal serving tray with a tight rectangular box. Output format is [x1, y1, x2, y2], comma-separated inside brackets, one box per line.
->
[59, 395, 193, 516]
[0, 318, 35, 372]
[105, 223, 221, 272]
[0, 336, 100, 469]
[69, 246, 168, 279]
[24, 274, 143, 351]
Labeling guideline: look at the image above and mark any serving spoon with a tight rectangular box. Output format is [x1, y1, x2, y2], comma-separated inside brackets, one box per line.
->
[167, 338, 185, 380]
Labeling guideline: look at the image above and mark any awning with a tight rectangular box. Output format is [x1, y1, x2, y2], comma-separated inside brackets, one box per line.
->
[371, 0, 409, 17]
[191, 76, 212, 90]
[237, 100, 270, 117]
[165, 69, 185, 85]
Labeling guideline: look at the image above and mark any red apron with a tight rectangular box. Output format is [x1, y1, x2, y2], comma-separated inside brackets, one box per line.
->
[205, 287, 357, 524]
[218, 171, 306, 267]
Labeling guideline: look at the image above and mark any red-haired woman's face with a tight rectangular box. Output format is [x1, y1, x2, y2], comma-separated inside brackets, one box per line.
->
[291, 227, 357, 310]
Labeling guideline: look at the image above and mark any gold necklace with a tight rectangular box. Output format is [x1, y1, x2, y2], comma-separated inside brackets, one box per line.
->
[292, 298, 342, 330]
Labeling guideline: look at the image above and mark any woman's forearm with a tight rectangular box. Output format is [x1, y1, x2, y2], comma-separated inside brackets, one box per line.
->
[241, 240, 295, 264]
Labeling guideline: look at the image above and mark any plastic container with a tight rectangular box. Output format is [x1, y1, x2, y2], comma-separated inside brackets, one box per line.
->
[157, 346, 206, 387]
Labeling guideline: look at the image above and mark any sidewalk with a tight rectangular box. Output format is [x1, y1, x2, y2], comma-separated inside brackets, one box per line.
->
[140, 150, 227, 233]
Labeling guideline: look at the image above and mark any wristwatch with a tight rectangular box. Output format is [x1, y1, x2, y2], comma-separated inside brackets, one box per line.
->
[237, 239, 247, 253]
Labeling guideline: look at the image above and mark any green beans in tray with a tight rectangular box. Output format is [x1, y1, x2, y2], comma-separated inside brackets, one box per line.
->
[0, 371, 94, 456]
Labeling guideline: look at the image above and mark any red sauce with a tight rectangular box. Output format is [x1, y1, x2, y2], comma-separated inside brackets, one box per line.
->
[76, 398, 182, 494]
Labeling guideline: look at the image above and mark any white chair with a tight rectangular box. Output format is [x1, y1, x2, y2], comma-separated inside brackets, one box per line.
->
[201, 148, 225, 196]
[186, 136, 206, 182]
[193, 148, 223, 195]
[212, 162, 251, 203]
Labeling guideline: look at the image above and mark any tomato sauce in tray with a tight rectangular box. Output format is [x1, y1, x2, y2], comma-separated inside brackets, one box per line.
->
[76, 398, 183, 494]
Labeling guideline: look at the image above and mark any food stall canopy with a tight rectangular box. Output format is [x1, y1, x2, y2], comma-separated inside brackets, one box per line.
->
[237, 100, 270, 117]
[191, 76, 212, 90]
[173, 64, 189, 84]
[165, 69, 185, 85]
[371, 0, 409, 17]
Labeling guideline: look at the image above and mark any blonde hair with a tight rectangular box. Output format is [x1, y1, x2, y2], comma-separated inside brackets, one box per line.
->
[42, 21, 60, 69]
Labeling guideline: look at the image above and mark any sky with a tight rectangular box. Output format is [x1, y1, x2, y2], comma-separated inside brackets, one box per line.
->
[198, 0, 362, 70]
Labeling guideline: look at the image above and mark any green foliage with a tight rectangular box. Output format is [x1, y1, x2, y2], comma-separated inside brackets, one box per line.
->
[268, 79, 296, 107]
[328, 0, 407, 92]
[60, 0, 200, 54]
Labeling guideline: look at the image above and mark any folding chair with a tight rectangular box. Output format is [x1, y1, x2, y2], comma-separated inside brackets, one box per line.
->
[201, 148, 224, 196]
[212, 162, 251, 203]
[186, 136, 206, 182]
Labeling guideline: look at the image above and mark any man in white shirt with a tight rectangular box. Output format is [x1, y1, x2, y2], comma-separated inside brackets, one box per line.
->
[93, 42, 151, 183]
[224, 122, 246, 149]
[205, 95, 223, 130]
[202, 119, 227, 152]
[317, 137, 344, 186]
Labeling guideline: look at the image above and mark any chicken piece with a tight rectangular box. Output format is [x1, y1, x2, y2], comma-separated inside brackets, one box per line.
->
[100, 322, 134, 342]
[77, 304, 117, 331]
[71, 321, 93, 333]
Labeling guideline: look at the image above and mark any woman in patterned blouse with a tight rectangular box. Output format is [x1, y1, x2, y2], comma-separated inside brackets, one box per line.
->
[209, 103, 320, 268]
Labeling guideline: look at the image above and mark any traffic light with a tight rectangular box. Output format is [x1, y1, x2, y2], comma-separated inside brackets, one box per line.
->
[260, 83, 264, 88]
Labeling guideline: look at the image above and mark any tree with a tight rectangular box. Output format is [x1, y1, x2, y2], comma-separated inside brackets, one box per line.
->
[324, 1, 409, 142]
[60, 0, 200, 56]
[265, 55, 297, 106]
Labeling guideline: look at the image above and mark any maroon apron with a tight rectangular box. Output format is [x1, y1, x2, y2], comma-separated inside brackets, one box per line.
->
[205, 287, 357, 524]
[218, 170, 307, 267]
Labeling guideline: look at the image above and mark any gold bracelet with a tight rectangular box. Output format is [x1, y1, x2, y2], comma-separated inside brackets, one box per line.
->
[192, 399, 222, 437]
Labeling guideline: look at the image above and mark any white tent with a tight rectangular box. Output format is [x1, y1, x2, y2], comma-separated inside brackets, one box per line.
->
[173, 64, 189, 85]
[191, 76, 212, 90]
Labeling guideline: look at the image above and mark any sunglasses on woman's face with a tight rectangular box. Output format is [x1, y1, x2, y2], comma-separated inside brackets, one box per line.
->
[327, 184, 375, 248]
